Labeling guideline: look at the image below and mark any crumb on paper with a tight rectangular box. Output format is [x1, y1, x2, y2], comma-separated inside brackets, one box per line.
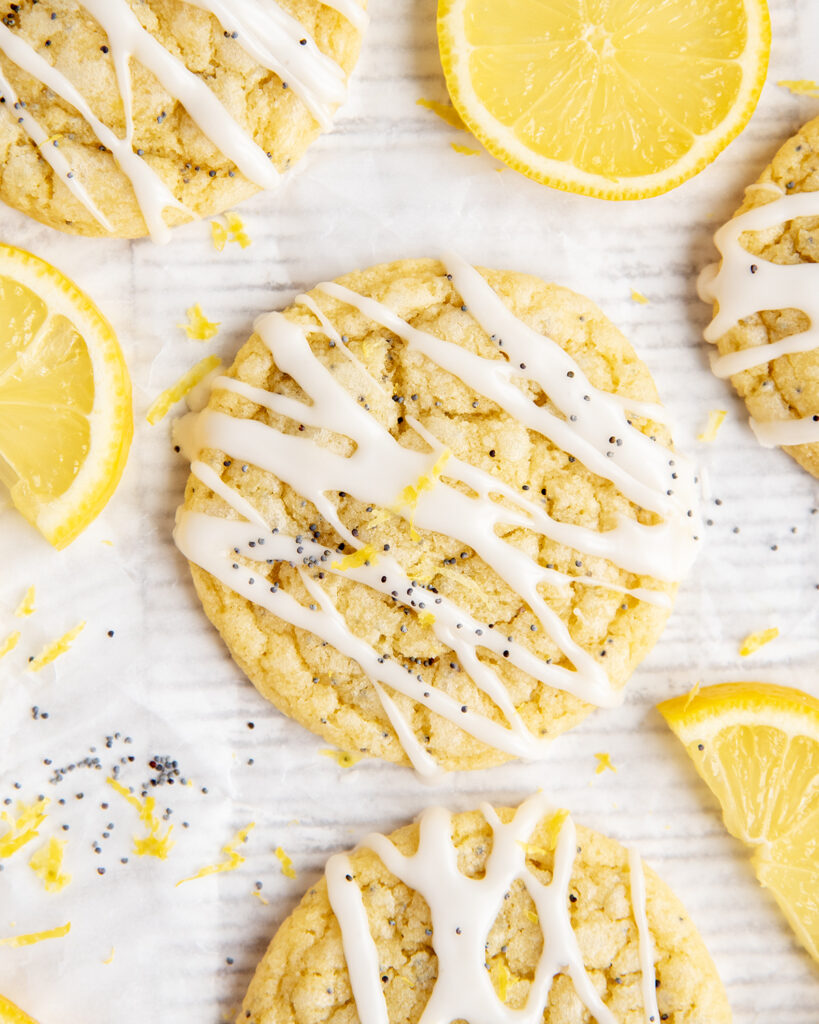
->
[416, 97, 467, 130]
[739, 627, 779, 656]
[29, 837, 71, 892]
[146, 355, 222, 426]
[697, 409, 727, 443]
[682, 680, 701, 712]
[451, 142, 481, 156]
[176, 823, 255, 886]
[102, 948, 115, 964]
[777, 79, 819, 97]
[594, 752, 616, 774]
[14, 586, 36, 618]
[225, 212, 252, 249]
[331, 543, 379, 572]
[275, 845, 296, 879]
[107, 778, 175, 860]
[319, 749, 362, 768]
[0, 799, 48, 858]
[0, 922, 70, 947]
[0, 631, 20, 660]
[178, 303, 220, 342]
[630, 289, 649, 304]
[27, 622, 86, 673]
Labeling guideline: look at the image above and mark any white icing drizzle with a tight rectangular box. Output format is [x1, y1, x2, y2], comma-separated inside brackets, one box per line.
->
[174, 261, 699, 774]
[629, 846, 661, 1024]
[324, 794, 657, 1024]
[0, 0, 358, 240]
[699, 188, 819, 448]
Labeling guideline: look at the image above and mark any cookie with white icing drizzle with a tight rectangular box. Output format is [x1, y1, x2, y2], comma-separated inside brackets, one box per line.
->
[175, 258, 700, 776]
[238, 794, 730, 1024]
[698, 115, 819, 477]
[0, 0, 366, 241]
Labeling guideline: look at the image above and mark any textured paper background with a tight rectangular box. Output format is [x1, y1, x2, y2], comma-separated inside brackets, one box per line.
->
[1, 1, 818, 1021]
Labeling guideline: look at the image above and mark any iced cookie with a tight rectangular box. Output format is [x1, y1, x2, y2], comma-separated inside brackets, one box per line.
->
[0, 0, 367, 241]
[238, 793, 730, 1024]
[699, 115, 819, 477]
[174, 257, 700, 776]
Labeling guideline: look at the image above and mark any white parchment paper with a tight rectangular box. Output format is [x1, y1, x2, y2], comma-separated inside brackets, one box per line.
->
[1, 1, 818, 1021]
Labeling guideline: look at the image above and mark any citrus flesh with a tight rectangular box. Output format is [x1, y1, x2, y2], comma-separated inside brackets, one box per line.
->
[437, 0, 771, 198]
[0, 995, 39, 1024]
[659, 682, 819, 962]
[0, 245, 132, 548]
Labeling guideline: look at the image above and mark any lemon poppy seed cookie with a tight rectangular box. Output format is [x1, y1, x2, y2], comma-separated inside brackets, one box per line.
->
[238, 794, 731, 1024]
[699, 115, 819, 477]
[0, 0, 366, 241]
[174, 257, 700, 776]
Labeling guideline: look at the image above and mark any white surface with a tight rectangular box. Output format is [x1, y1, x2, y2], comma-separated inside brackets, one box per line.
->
[1, 1, 819, 1021]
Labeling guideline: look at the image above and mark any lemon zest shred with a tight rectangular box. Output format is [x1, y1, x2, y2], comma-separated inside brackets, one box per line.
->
[178, 303, 220, 342]
[0, 799, 48, 858]
[777, 79, 819, 98]
[210, 220, 228, 252]
[14, 585, 36, 617]
[27, 621, 86, 672]
[697, 409, 727, 443]
[106, 778, 175, 859]
[492, 960, 512, 1002]
[544, 809, 570, 851]
[29, 838, 71, 892]
[0, 922, 70, 947]
[525, 909, 539, 924]
[176, 823, 254, 886]
[146, 355, 222, 426]
[416, 97, 467, 131]
[331, 543, 379, 572]
[102, 947, 115, 964]
[252, 889, 269, 905]
[451, 142, 481, 156]
[394, 449, 451, 541]
[0, 631, 20, 660]
[739, 627, 779, 656]
[319, 748, 362, 768]
[275, 845, 296, 879]
[682, 680, 701, 712]
[225, 212, 252, 249]
[630, 289, 649, 304]
[594, 752, 617, 775]
[417, 610, 435, 627]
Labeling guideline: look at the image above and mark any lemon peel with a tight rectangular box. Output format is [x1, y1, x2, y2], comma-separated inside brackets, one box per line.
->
[29, 838, 71, 892]
[0, 631, 20, 660]
[27, 621, 85, 672]
[0, 922, 70, 947]
[14, 586, 35, 617]
[740, 627, 779, 656]
[275, 845, 296, 879]
[698, 410, 727, 443]
[0, 993, 41, 1024]
[146, 355, 222, 426]
[319, 749, 362, 768]
[106, 778, 175, 860]
[594, 752, 617, 775]
[0, 799, 48, 858]
[178, 303, 220, 342]
[176, 823, 254, 886]
[416, 97, 466, 130]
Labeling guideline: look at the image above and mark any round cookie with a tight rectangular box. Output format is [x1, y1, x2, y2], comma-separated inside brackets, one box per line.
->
[699, 115, 819, 477]
[238, 797, 731, 1024]
[174, 257, 700, 775]
[0, 0, 366, 240]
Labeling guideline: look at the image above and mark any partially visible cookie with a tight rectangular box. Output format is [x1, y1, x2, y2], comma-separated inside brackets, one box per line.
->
[238, 795, 731, 1024]
[174, 257, 700, 776]
[699, 115, 819, 477]
[0, 0, 366, 240]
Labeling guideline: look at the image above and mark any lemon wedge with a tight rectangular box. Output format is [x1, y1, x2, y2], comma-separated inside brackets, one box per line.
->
[0, 995, 40, 1024]
[659, 682, 819, 962]
[437, 0, 770, 199]
[0, 245, 132, 548]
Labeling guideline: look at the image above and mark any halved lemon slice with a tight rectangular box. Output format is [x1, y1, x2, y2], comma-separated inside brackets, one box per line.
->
[0, 994, 40, 1024]
[437, 0, 771, 199]
[659, 682, 819, 962]
[0, 244, 132, 549]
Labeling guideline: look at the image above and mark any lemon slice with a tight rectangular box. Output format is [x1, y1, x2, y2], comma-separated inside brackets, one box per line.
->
[437, 0, 771, 199]
[0, 244, 132, 549]
[659, 682, 819, 962]
[0, 994, 40, 1024]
